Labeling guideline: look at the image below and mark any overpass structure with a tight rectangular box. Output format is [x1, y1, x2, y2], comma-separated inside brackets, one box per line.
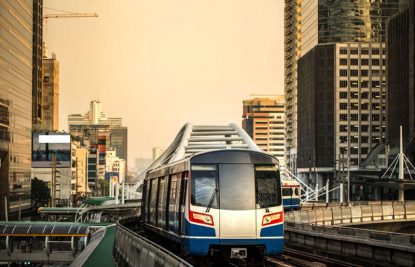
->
[127, 123, 262, 198]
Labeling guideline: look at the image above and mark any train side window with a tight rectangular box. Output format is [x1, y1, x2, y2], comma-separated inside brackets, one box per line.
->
[149, 178, 158, 224]
[168, 174, 178, 232]
[282, 188, 293, 197]
[179, 172, 188, 235]
[145, 181, 152, 222]
[157, 177, 167, 228]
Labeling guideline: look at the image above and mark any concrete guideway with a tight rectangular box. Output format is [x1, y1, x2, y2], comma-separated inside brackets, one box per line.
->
[285, 202, 415, 266]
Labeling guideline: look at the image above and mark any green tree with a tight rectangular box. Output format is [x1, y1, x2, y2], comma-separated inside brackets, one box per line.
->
[31, 177, 51, 212]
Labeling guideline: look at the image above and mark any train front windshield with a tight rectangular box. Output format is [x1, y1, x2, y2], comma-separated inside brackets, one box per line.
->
[191, 164, 281, 210]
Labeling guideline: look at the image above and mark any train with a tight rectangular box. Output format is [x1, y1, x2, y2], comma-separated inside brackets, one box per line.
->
[141, 149, 284, 265]
[282, 179, 301, 211]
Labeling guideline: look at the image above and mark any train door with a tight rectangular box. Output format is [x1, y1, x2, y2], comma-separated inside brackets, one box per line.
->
[218, 164, 256, 241]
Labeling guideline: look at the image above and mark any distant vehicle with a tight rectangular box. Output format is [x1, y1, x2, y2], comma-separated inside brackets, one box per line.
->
[282, 179, 301, 211]
[141, 149, 284, 265]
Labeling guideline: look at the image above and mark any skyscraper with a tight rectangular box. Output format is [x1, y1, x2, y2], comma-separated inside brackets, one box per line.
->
[284, 0, 302, 171]
[33, 0, 43, 129]
[285, 0, 401, 172]
[242, 96, 285, 166]
[387, 1, 415, 157]
[42, 53, 59, 131]
[0, 1, 34, 220]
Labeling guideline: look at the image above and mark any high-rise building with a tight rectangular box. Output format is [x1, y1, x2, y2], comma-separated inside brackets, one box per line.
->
[242, 96, 285, 166]
[110, 127, 128, 175]
[387, 1, 415, 158]
[285, 0, 401, 172]
[297, 43, 387, 178]
[301, 0, 401, 55]
[33, 0, 43, 129]
[284, 0, 302, 171]
[0, 1, 34, 219]
[68, 100, 128, 194]
[134, 157, 153, 175]
[42, 53, 59, 131]
[74, 147, 88, 194]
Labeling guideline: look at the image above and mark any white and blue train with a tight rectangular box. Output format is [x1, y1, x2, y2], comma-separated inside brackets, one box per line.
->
[141, 149, 284, 264]
[282, 179, 301, 211]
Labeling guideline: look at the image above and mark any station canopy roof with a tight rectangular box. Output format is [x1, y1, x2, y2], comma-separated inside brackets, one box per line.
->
[0, 222, 91, 236]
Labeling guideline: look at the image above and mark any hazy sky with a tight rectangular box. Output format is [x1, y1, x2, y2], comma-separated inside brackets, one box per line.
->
[44, 0, 284, 163]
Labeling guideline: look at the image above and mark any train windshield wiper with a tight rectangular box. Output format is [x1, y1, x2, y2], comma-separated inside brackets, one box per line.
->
[205, 188, 218, 213]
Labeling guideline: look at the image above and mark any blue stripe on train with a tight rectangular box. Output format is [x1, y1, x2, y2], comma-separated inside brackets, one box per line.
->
[283, 198, 301, 210]
[181, 237, 284, 256]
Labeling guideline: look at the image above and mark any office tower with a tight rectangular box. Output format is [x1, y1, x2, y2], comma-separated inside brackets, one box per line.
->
[387, 1, 415, 158]
[297, 43, 387, 174]
[242, 96, 285, 166]
[284, 0, 302, 171]
[42, 53, 59, 131]
[33, 0, 43, 129]
[286, 0, 400, 172]
[0, 1, 34, 219]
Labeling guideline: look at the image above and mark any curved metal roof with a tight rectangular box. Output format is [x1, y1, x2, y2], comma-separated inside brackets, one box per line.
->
[0, 222, 91, 236]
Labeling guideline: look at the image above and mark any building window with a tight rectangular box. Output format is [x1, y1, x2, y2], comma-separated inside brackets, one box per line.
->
[372, 49, 380, 55]
[351, 103, 359, 110]
[372, 125, 380, 132]
[350, 70, 359, 76]
[361, 49, 369, 55]
[350, 114, 358, 121]
[361, 81, 369, 88]
[351, 136, 359, 143]
[372, 103, 380, 110]
[340, 103, 348, 110]
[372, 70, 380, 77]
[350, 147, 359, 154]
[340, 147, 348, 154]
[361, 125, 369, 132]
[340, 48, 348, 54]
[340, 92, 348, 99]
[361, 137, 369, 143]
[372, 114, 380, 121]
[361, 147, 369, 154]
[361, 70, 369, 76]
[351, 92, 359, 99]
[340, 58, 348, 65]
[340, 125, 348, 132]
[372, 137, 380, 143]
[340, 69, 348, 76]
[340, 136, 348, 143]
[340, 80, 348, 88]
[372, 81, 380, 88]
[372, 92, 380, 99]
[372, 58, 380, 65]
[350, 125, 359, 132]
[361, 58, 369, 65]
[350, 49, 358, 55]
[351, 81, 358, 88]
[361, 92, 369, 99]
[351, 58, 358, 65]
[361, 113, 369, 120]
[340, 114, 348, 121]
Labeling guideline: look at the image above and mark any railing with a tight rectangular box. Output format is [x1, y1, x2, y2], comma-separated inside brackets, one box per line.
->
[113, 217, 193, 267]
[286, 201, 415, 225]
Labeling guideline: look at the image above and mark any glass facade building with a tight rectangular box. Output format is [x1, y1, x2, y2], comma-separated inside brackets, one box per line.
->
[0, 0, 33, 219]
[302, 0, 401, 55]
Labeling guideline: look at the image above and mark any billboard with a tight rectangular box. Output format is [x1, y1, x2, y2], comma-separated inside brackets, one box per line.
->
[32, 133, 71, 168]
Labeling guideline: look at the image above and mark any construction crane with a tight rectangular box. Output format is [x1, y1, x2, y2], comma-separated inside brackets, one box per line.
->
[43, 12, 98, 20]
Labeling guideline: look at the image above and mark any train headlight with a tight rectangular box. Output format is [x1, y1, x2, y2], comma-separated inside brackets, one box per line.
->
[262, 212, 283, 226]
[190, 211, 214, 226]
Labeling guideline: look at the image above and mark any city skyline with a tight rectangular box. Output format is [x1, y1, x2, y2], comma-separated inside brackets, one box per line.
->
[43, 0, 285, 161]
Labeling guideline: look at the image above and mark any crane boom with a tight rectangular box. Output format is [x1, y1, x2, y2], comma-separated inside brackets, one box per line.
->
[43, 13, 98, 19]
